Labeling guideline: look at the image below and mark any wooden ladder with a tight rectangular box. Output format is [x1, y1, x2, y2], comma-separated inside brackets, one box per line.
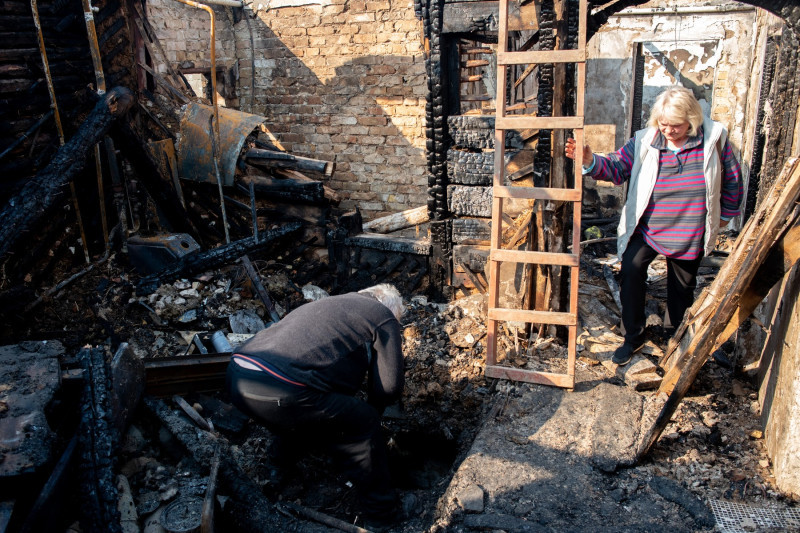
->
[486, 0, 587, 389]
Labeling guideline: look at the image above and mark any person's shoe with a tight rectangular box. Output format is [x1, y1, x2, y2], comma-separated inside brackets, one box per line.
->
[612, 341, 644, 366]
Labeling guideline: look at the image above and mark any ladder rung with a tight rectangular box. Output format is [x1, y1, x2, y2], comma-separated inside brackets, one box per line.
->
[491, 249, 579, 266]
[494, 185, 581, 202]
[498, 49, 586, 66]
[464, 47, 492, 55]
[463, 59, 490, 68]
[496, 116, 583, 130]
[489, 307, 577, 326]
[485, 366, 575, 388]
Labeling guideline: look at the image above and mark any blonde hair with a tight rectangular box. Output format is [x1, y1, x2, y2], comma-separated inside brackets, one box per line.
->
[647, 86, 704, 137]
[359, 283, 405, 321]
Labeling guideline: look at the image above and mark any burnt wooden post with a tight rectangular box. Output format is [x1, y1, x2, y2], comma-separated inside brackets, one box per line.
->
[327, 210, 362, 287]
[429, 219, 452, 300]
[0, 87, 135, 260]
[136, 222, 301, 295]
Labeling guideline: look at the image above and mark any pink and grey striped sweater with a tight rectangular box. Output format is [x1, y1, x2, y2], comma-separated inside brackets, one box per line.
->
[587, 127, 742, 260]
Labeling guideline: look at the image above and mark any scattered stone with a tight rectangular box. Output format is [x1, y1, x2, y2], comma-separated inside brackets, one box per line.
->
[229, 309, 266, 334]
[731, 381, 748, 397]
[159, 485, 178, 502]
[301, 284, 329, 301]
[116, 475, 139, 533]
[457, 485, 485, 513]
[749, 430, 763, 439]
[136, 491, 162, 516]
[121, 425, 146, 454]
[411, 295, 427, 306]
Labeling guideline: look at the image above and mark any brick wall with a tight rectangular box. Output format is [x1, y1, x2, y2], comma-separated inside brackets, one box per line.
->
[237, 0, 428, 218]
[145, 0, 238, 80]
[147, 0, 429, 219]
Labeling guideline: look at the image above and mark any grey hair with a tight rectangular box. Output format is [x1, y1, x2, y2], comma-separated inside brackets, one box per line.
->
[648, 86, 704, 137]
[359, 283, 404, 320]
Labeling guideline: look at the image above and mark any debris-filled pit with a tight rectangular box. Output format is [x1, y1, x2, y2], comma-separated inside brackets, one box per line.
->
[1, 230, 798, 533]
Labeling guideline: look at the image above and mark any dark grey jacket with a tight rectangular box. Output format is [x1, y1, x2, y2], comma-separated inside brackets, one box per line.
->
[236, 293, 404, 408]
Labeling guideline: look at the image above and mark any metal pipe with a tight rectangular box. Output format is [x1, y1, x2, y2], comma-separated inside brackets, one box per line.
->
[172, 0, 230, 243]
[610, 5, 755, 17]
[249, 180, 258, 241]
[197, 0, 242, 6]
[31, 0, 91, 264]
[81, 0, 107, 94]
[82, 0, 109, 248]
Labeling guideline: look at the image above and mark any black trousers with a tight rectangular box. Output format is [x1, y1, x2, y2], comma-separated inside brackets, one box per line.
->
[226, 361, 396, 515]
[620, 234, 703, 343]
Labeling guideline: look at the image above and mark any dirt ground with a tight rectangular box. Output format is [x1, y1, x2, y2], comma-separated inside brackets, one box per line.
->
[1, 241, 798, 532]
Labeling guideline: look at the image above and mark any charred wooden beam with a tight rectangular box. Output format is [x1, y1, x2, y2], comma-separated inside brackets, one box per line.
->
[143, 354, 230, 397]
[78, 347, 122, 533]
[345, 233, 432, 255]
[239, 173, 325, 205]
[136, 222, 302, 295]
[244, 147, 334, 177]
[0, 87, 134, 260]
[143, 397, 294, 533]
[240, 254, 281, 323]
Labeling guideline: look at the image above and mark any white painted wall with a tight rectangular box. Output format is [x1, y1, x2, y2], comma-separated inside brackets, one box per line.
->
[582, 0, 758, 216]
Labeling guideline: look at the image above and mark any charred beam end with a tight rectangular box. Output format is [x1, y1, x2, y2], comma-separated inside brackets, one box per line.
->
[136, 222, 301, 295]
[0, 87, 135, 261]
[244, 147, 335, 177]
[345, 233, 432, 255]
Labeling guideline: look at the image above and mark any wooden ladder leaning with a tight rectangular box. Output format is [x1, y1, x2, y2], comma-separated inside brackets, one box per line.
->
[486, 0, 587, 389]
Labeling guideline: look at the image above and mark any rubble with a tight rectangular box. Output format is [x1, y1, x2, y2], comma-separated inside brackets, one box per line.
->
[0, 244, 796, 531]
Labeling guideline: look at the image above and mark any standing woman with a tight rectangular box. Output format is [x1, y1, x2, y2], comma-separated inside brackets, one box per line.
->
[566, 86, 743, 365]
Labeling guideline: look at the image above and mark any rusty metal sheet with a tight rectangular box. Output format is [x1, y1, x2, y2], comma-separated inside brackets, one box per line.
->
[176, 102, 266, 186]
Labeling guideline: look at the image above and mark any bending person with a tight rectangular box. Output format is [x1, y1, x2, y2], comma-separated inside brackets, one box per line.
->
[226, 283, 405, 526]
[566, 86, 742, 365]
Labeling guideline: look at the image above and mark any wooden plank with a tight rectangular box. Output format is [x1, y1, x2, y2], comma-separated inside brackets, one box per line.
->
[507, 163, 535, 181]
[144, 354, 231, 397]
[489, 307, 577, 326]
[457, 261, 487, 293]
[497, 49, 586, 66]
[493, 185, 581, 201]
[463, 59, 490, 68]
[485, 365, 574, 388]
[637, 157, 800, 460]
[491, 248, 579, 266]
[136, 62, 189, 104]
[131, 1, 193, 94]
[240, 255, 280, 323]
[496, 115, 583, 130]
[362, 205, 429, 233]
